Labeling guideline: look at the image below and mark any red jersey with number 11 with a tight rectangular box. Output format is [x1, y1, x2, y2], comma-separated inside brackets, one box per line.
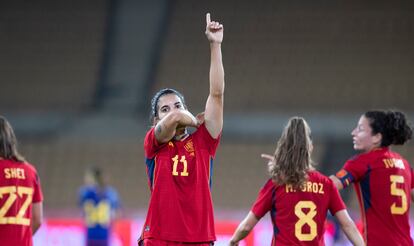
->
[0, 159, 43, 246]
[335, 147, 413, 246]
[252, 171, 346, 246]
[142, 123, 220, 242]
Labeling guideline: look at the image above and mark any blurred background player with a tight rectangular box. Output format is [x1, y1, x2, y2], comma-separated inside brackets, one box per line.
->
[229, 117, 364, 246]
[330, 110, 413, 245]
[139, 13, 224, 246]
[0, 116, 43, 246]
[79, 166, 121, 246]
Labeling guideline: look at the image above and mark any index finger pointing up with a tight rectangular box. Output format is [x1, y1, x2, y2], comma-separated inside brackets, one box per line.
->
[206, 13, 211, 25]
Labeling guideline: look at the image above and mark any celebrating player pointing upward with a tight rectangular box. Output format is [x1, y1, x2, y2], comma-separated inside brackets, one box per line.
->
[139, 13, 224, 246]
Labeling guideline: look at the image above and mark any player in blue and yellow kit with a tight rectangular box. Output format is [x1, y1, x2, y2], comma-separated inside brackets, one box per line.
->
[79, 167, 120, 246]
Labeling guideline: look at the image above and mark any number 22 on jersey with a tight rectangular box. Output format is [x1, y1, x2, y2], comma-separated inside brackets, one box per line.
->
[0, 186, 33, 225]
[172, 155, 189, 176]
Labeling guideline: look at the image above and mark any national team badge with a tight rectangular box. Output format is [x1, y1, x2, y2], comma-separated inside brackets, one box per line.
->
[184, 140, 194, 153]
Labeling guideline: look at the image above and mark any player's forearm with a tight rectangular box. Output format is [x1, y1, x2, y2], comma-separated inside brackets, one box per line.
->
[174, 110, 198, 127]
[31, 202, 43, 235]
[32, 221, 41, 235]
[411, 189, 414, 202]
[230, 212, 258, 245]
[341, 223, 364, 246]
[155, 110, 197, 143]
[209, 43, 224, 98]
[335, 210, 364, 246]
[229, 224, 251, 245]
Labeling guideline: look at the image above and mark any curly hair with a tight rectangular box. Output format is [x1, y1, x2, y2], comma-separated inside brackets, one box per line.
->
[365, 110, 412, 147]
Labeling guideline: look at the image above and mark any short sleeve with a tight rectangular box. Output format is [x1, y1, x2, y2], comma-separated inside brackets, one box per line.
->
[335, 156, 367, 188]
[144, 127, 165, 158]
[328, 179, 346, 215]
[32, 169, 43, 203]
[251, 179, 275, 219]
[192, 123, 221, 157]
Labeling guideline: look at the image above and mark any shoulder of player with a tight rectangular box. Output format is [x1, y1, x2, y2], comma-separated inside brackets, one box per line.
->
[307, 171, 336, 191]
[259, 178, 276, 190]
[21, 161, 40, 175]
[308, 170, 331, 183]
[345, 150, 376, 166]
[144, 127, 156, 141]
[2, 160, 39, 174]
[190, 122, 211, 138]
[105, 186, 119, 196]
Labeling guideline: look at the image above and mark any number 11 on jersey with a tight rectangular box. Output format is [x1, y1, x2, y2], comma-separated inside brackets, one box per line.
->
[172, 155, 189, 176]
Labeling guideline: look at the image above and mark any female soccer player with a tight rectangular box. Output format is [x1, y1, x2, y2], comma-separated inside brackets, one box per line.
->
[0, 116, 43, 246]
[139, 13, 224, 246]
[330, 110, 413, 245]
[79, 166, 120, 246]
[230, 117, 364, 246]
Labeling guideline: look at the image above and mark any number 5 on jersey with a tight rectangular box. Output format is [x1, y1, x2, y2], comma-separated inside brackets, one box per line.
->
[390, 175, 407, 214]
[172, 155, 189, 176]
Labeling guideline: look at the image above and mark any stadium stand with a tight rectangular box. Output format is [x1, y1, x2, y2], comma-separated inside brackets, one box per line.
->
[1, 0, 413, 214]
[0, 0, 109, 112]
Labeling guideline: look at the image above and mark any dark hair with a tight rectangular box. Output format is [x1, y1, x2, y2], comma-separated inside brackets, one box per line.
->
[365, 110, 412, 147]
[0, 116, 25, 162]
[269, 117, 314, 189]
[149, 88, 186, 123]
[88, 166, 105, 187]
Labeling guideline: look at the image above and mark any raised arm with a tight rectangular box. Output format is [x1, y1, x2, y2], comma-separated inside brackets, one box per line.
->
[229, 211, 259, 246]
[334, 210, 365, 246]
[204, 13, 224, 139]
[154, 110, 198, 144]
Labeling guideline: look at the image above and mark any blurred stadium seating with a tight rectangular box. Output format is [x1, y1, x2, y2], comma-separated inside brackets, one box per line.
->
[0, 1, 413, 240]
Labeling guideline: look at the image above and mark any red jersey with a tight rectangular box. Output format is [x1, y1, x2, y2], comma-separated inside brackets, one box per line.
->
[0, 159, 43, 246]
[141, 123, 220, 242]
[335, 147, 413, 245]
[252, 171, 346, 246]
